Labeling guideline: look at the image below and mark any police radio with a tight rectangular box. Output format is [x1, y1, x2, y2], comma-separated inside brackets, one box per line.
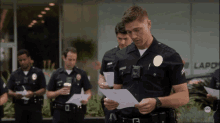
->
[132, 65, 142, 79]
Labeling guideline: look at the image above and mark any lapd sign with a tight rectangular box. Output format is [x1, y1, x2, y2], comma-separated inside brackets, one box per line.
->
[184, 62, 219, 75]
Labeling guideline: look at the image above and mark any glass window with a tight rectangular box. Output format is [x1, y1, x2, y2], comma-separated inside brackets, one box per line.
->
[0, 3, 14, 42]
[17, 4, 59, 69]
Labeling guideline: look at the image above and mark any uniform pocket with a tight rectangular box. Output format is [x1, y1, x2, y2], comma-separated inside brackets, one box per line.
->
[142, 67, 165, 91]
[143, 67, 164, 78]
[56, 80, 64, 89]
[119, 66, 132, 82]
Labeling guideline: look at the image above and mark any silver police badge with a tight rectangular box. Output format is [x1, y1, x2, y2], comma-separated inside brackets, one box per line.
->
[76, 74, 81, 81]
[153, 55, 163, 67]
[32, 73, 37, 80]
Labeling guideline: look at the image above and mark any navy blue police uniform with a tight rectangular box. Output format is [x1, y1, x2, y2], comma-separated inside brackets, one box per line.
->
[47, 66, 92, 123]
[209, 68, 220, 123]
[100, 46, 120, 123]
[113, 36, 186, 123]
[7, 66, 46, 123]
[0, 77, 8, 121]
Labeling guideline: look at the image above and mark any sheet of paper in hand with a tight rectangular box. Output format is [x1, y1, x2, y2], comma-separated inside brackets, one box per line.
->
[103, 72, 114, 87]
[66, 88, 89, 106]
[204, 86, 220, 99]
[100, 89, 139, 109]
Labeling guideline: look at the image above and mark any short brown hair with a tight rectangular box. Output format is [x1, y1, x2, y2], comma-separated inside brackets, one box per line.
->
[115, 22, 127, 35]
[63, 47, 77, 58]
[122, 5, 149, 24]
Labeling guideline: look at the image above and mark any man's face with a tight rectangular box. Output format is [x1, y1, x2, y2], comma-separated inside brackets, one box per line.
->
[125, 18, 152, 49]
[63, 52, 77, 70]
[117, 33, 132, 49]
[18, 54, 31, 70]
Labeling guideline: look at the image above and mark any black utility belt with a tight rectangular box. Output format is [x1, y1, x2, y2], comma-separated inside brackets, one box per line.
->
[117, 109, 176, 123]
[14, 98, 43, 105]
[52, 102, 84, 112]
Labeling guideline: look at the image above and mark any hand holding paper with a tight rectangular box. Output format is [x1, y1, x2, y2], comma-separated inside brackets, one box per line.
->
[66, 88, 89, 106]
[100, 89, 139, 109]
[16, 86, 29, 100]
[204, 86, 220, 99]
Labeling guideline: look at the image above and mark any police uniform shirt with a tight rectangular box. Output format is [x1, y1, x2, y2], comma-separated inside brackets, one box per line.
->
[47, 66, 92, 104]
[114, 36, 186, 118]
[209, 68, 220, 90]
[7, 66, 46, 102]
[100, 46, 120, 75]
[0, 77, 8, 97]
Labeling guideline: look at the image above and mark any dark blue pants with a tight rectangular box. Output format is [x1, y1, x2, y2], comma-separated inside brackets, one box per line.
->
[14, 103, 42, 123]
[52, 109, 85, 123]
[214, 110, 220, 123]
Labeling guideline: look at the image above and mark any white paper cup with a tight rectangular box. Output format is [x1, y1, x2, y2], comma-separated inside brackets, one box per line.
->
[64, 83, 71, 95]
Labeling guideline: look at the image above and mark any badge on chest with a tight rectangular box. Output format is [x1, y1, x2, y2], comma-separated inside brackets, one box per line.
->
[76, 74, 81, 81]
[32, 73, 37, 80]
[153, 55, 163, 67]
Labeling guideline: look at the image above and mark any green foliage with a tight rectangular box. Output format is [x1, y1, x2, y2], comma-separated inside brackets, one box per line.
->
[3, 98, 14, 118]
[86, 94, 105, 117]
[176, 77, 215, 122]
[42, 99, 52, 118]
[188, 78, 213, 110]
[70, 37, 96, 61]
[177, 101, 214, 123]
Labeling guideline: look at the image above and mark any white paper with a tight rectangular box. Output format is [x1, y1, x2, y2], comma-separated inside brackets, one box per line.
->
[66, 88, 90, 106]
[103, 72, 114, 87]
[16, 86, 29, 100]
[100, 89, 139, 109]
[204, 86, 220, 99]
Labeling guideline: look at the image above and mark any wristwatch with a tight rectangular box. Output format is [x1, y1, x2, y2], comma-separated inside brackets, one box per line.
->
[154, 97, 162, 109]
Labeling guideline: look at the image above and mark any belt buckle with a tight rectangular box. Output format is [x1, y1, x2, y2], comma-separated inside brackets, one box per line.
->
[132, 118, 140, 123]
[65, 105, 70, 111]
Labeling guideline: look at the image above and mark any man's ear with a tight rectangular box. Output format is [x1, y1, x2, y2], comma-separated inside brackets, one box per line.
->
[62, 55, 65, 61]
[148, 19, 151, 30]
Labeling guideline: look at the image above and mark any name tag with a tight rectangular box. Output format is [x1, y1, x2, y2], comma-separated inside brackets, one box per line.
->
[107, 62, 113, 65]
[119, 66, 126, 70]
[15, 81, 20, 84]
[57, 81, 63, 84]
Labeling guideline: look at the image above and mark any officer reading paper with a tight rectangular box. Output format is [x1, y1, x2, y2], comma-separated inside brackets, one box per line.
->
[104, 5, 189, 123]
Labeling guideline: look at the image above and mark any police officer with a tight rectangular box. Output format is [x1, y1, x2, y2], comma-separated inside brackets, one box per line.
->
[99, 22, 132, 123]
[207, 68, 219, 123]
[7, 49, 46, 123]
[47, 47, 92, 123]
[0, 77, 8, 122]
[104, 5, 189, 123]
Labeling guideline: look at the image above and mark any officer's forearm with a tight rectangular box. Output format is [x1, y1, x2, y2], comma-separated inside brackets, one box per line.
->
[158, 91, 189, 109]
[46, 91, 60, 99]
[34, 88, 46, 96]
[8, 89, 16, 97]
[0, 93, 8, 105]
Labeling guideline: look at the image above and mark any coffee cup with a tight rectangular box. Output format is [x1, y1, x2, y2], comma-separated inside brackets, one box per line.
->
[64, 83, 71, 95]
